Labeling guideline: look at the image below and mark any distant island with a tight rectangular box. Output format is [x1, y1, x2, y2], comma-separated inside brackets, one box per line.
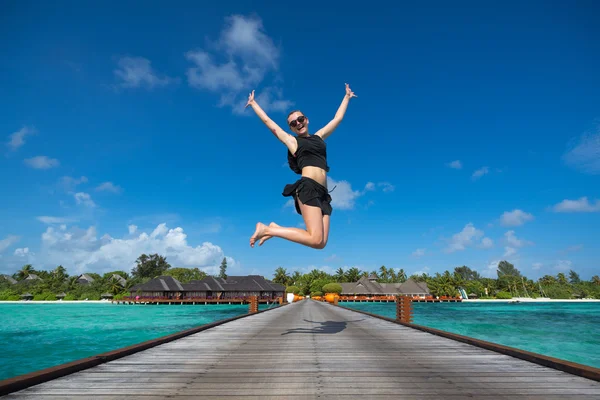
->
[1, 254, 598, 301]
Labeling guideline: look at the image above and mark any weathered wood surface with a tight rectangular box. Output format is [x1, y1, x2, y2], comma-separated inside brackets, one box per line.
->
[4, 300, 600, 399]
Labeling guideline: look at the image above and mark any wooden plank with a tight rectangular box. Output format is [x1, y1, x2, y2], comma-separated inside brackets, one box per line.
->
[5, 300, 600, 399]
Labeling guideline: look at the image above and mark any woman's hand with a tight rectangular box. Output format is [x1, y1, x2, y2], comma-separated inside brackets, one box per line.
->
[245, 90, 255, 108]
[345, 83, 357, 99]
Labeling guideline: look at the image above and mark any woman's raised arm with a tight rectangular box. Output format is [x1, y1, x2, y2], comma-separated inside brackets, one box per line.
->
[315, 83, 357, 140]
[246, 90, 297, 152]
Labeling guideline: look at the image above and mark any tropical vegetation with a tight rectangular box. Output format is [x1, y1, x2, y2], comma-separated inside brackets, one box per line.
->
[1, 256, 598, 301]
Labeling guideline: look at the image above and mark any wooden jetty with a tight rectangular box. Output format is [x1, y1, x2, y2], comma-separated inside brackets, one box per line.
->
[2, 299, 600, 399]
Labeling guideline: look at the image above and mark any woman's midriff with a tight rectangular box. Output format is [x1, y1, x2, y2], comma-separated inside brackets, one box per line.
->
[301, 166, 327, 188]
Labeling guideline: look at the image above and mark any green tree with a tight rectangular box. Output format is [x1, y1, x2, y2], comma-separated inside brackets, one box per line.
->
[556, 273, 568, 285]
[454, 265, 480, 281]
[345, 267, 361, 282]
[497, 260, 521, 278]
[131, 253, 171, 279]
[16, 264, 35, 281]
[164, 267, 207, 283]
[569, 270, 580, 284]
[396, 268, 407, 283]
[334, 268, 346, 282]
[219, 257, 227, 279]
[379, 266, 389, 282]
[592, 275, 600, 286]
[273, 267, 290, 286]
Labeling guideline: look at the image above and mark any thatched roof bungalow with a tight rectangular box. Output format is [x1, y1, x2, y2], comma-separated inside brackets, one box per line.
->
[1, 275, 17, 284]
[340, 275, 430, 297]
[129, 275, 285, 300]
[76, 274, 95, 285]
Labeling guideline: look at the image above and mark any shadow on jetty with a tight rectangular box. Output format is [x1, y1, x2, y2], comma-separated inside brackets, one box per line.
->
[281, 318, 365, 335]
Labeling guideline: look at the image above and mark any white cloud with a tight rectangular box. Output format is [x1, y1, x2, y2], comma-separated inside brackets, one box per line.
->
[377, 182, 395, 192]
[128, 225, 138, 235]
[412, 248, 426, 257]
[532, 262, 543, 270]
[24, 156, 59, 169]
[563, 127, 600, 174]
[185, 14, 291, 114]
[114, 56, 177, 89]
[327, 177, 363, 210]
[74, 192, 96, 208]
[14, 247, 29, 256]
[283, 177, 390, 211]
[554, 260, 572, 272]
[504, 230, 531, 248]
[0, 235, 20, 253]
[482, 260, 501, 278]
[7, 126, 36, 151]
[38, 223, 234, 275]
[551, 197, 600, 213]
[325, 254, 340, 262]
[444, 223, 486, 253]
[447, 160, 462, 169]
[471, 166, 489, 180]
[559, 244, 584, 255]
[411, 266, 431, 276]
[500, 209, 534, 226]
[37, 216, 76, 224]
[501, 230, 532, 258]
[96, 182, 123, 193]
[480, 237, 494, 249]
[60, 176, 88, 192]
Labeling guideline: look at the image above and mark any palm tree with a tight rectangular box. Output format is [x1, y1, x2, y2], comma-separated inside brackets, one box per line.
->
[16, 264, 34, 281]
[345, 267, 361, 282]
[273, 267, 290, 286]
[379, 266, 388, 282]
[109, 275, 125, 295]
[592, 275, 600, 286]
[397, 268, 407, 283]
[556, 273, 568, 285]
[334, 268, 345, 282]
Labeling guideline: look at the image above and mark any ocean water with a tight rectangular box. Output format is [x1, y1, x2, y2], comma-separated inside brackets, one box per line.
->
[340, 301, 600, 369]
[0, 302, 278, 381]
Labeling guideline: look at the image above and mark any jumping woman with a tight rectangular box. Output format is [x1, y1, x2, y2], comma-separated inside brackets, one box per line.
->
[246, 83, 357, 249]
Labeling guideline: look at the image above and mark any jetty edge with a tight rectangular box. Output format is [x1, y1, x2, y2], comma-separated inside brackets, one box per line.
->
[335, 301, 600, 382]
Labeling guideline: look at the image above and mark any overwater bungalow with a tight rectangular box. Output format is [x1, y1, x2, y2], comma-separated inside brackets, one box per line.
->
[127, 275, 285, 302]
[339, 275, 435, 301]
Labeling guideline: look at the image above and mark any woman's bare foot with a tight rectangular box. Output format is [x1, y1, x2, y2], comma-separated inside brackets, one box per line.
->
[250, 222, 268, 247]
[258, 222, 280, 246]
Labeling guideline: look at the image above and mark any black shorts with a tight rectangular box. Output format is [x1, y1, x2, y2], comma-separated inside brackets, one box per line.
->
[282, 177, 333, 216]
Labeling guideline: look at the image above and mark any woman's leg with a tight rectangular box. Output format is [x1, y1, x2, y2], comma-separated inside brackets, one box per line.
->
[250, 200, 327, 249]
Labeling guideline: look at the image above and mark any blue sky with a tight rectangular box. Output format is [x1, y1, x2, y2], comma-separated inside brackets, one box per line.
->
[1, 1, 599, 280]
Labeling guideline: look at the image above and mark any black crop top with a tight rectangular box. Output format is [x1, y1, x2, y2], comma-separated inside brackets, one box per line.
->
[287, 134, 330, 174]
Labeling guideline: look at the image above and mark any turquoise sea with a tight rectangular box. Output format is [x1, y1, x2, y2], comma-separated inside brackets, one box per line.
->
[341, 301, 600, 369]
[0, 302, 278, 381]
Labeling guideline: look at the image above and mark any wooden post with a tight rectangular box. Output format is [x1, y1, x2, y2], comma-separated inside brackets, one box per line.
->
[333, 296, 339, 306]
[278, 297, 283, 305]
[249, 296, 258, 314]
[396, 295, 413, 323]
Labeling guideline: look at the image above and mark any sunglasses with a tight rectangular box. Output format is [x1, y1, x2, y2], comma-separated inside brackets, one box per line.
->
[288, 115, 306, 128]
